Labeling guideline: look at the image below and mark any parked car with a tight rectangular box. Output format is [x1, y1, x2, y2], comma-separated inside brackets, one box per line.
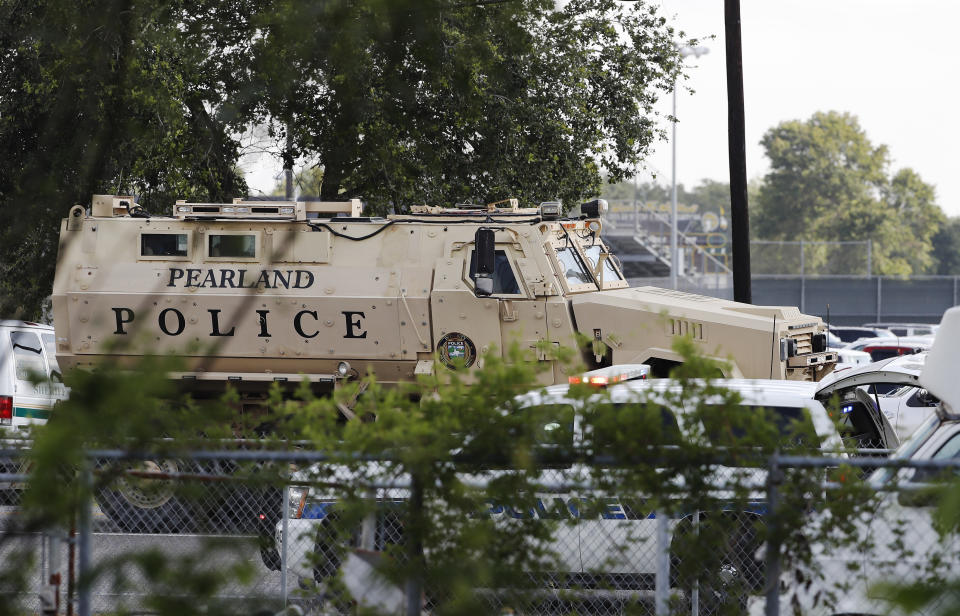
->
[834, 347, 871, 368]
[0, 320, 67, 432]
[829, 326, 894, 343]
[815, 352, 933, 442]
[277, 373, 893, 613]
[862, 322, 938, 337]
[844, 336, 932, 362]
[777, 306, 960, 616]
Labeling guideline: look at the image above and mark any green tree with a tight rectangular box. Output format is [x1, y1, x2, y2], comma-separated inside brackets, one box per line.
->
[932, 217, 960, 275]
[753, 111, 943, 276]
[239, 0, 690, 212]
[0, 0, 247, 319]
[267, 164, 325, 198]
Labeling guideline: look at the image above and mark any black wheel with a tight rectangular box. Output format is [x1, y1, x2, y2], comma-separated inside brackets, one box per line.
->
[671, 513, 762, 615]
[96, 459, 198, 534]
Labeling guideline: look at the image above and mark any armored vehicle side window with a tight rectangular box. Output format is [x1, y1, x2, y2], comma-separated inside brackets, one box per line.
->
[141, 233, 188, 257]
[10, 332, 45, 381]
[555, 246, 594, 287]
[468, 250, 521, 295]
[582, 245, 623, 283]
[208, 234, 256, 258]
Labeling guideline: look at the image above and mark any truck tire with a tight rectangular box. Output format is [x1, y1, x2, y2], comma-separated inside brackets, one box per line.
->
[96, 459, 197, 534]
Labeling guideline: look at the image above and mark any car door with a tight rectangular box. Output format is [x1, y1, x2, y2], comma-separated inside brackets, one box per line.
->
[8, 329, 52, 427]
[864, 425, 960, 607]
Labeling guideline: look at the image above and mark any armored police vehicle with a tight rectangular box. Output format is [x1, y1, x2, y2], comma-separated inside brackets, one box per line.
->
[52, 195, 836, 404]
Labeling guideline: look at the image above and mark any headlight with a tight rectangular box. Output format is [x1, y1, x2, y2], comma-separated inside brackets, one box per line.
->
[288, 486, 307, 519]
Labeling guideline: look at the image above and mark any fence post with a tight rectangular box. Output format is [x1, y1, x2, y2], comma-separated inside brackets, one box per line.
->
[764, 455, 782, 616]
[655, 509, 670, 616]
[876, 277, 882, 323]
[281, 485, 289, 607]
[691, 511, 699, 616]
[77, 464, 93, 616]
[405, 474, 424, 616]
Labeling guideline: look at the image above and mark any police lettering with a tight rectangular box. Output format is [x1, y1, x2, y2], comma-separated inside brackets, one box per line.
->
[166, 268, 314, 289]
[107, 306, 368, 341]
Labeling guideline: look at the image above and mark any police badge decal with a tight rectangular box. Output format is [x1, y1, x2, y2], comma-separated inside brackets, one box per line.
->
[437, 332, 477, 369]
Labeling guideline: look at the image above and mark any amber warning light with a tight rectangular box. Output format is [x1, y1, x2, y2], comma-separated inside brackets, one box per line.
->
[569, 364, 650, 386]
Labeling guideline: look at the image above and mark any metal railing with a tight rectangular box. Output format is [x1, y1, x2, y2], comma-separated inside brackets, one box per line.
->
[2, 448, 958, 616]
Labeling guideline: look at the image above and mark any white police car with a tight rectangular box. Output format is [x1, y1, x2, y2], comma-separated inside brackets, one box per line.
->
[276, 364, 851, 613]
[0, 321, 67, 431]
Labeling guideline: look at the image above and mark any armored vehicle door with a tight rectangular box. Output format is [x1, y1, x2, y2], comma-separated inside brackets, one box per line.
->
[430, 236, 550, 380]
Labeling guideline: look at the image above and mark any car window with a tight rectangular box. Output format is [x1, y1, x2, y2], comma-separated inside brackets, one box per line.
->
[468, 249, 521, 295]
[589, 403, 682, 454]
[833, 329, 865, 343]
[907, 388, 939, 408]
[865, 347, 907, 362]
[554, 246, 595, 287]
[907, 429, 960, 486]
[889, 328, 907, 336]
[40, 333, 62, 382]
[10, 331, 45, 382]
[531, 404, 575, 448]
[701, 405, 819, 448]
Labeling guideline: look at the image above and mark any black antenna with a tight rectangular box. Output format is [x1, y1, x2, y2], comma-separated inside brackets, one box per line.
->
[826, 303, 831, 333]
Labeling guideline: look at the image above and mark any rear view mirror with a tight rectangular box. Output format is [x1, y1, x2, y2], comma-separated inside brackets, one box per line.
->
[474, 228, 495, 297]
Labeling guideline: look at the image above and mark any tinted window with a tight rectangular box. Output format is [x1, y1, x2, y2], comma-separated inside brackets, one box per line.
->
[209, 234, 256, 258]
[590, 403, 682, 453]
[702, 405, 818, 448]
[141, 233, 188, 257]
[833, 328, 868, 343]
[10, 332, 44, 381]
[555, 246, 594, 286]
[865, 347, 908, 362]
[468, 250, 520, 294]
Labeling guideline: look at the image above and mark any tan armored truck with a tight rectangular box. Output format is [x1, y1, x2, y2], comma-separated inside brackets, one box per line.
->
[52, 195, 836, 401]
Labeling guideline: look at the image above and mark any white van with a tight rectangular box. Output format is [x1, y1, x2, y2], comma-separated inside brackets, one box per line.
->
[0, 321, 68, 431]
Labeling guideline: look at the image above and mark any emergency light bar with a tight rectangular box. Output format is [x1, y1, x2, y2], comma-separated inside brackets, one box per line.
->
[173, 200, 301, 220]
[568, 363, 650, 386]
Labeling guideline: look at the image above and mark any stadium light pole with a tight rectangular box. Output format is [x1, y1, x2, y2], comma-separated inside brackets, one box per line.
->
[671, 45, 709, 290]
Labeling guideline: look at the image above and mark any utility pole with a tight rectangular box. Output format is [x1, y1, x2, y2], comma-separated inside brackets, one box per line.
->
[284, 127, 294, 200]
[725, 0, 752, 303]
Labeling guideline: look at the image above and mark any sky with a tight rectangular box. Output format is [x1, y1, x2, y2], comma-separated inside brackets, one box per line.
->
[646, 0, 960, 216]
[242, 0, 960, 217]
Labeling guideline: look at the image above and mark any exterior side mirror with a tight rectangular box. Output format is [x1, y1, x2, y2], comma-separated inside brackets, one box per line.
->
[474, 228, 495, 297]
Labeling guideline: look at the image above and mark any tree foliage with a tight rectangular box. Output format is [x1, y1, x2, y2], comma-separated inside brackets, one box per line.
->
[0, 0, 247, 319]
[239, 0, 688, 210]
[0, 0, 689, 320]
[753, 111, 943, 276]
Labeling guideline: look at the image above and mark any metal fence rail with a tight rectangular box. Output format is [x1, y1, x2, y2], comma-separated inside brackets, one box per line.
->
[1, 450, 958, 616]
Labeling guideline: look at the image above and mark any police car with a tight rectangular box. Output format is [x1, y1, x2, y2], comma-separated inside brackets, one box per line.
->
[0, 320, 67, 431]
[275, 365, 852, 613]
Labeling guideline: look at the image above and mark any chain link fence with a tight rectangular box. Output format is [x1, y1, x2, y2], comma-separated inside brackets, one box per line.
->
[1, 449, 959, 616]
[751, 240, 873, 277]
